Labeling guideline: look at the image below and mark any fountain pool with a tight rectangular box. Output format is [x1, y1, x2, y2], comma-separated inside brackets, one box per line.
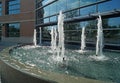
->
[8, 45, 120, 83]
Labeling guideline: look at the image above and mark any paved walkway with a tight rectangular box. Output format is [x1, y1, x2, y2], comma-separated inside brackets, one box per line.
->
[0, 42, 17, 51]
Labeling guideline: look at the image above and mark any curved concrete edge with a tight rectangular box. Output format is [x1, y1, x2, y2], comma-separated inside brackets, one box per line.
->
[0, 47, 113, 83]
[0, 47, 56, 83]
[0, 59, 56, 83]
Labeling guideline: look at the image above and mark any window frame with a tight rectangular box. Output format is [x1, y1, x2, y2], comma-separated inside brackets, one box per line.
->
[6, 0, 20, 15]
[6, 23, 20, 37]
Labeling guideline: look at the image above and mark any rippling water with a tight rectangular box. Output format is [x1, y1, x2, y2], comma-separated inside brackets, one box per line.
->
[10, 45, 120, 83]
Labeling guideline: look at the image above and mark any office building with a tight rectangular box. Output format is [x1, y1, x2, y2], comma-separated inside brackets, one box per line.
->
[0, 0, 35, 43]
[35, 0, 120, 49]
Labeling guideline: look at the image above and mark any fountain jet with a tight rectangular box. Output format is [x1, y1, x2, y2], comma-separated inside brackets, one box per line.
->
[57, 11, 65, 59]
[89, 15, 108, 61]
[50, 27, 57, 54]
[96, 15, 103, 56]
[33, 29, 37, 46]
[79, 26, 86, 53]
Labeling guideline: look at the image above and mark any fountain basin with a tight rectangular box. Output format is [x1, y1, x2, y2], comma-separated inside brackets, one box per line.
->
[0, 45, 117, 83]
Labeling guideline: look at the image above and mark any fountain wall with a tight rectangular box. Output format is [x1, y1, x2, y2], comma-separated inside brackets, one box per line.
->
[0, 60, 52, 83]
[0, 47, 53, 83]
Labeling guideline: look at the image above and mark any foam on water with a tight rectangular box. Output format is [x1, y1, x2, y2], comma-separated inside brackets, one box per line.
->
[21, 45, 41, 50]
[89, 55, 109, 61]
[80, 26, 86, 51]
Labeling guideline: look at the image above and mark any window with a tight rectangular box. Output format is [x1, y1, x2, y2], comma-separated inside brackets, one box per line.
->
[6, 0, 20, 15]
[0, 2, 2, 16]
[65, 9, 79, 18]
[98, 0, 120, 12]
[42, 0, 54, 6]
[80, 0, 97, 6]
[7, 23, 20, 37]
[67, 0, 80, 10]
[50, 16, 56, 22]
[103, 17, 120, 44]
[64, 22, 80, 42]
[80, 5, 96, 16]
[57, 0, 67, 12]
[43, 6, 49, 17]
[49, 2, 57, 16]
[42, 26, 52, 40]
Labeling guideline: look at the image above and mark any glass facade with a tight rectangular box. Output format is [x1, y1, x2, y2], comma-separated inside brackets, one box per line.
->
[6, 0, 20, 15]
[6, 23, 20, 37]
[0, 2, 2, 16]
[36, 0, 120, 46]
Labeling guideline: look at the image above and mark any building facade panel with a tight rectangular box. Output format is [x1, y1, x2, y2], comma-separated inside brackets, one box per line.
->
[21, 0, 35, 12]
[20, 21, 34, 37]
[0, 0, 35, 43]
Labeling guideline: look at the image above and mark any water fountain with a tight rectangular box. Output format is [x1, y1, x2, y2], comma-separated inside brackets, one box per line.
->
[33, 29, 37, 46]
[90, 15, 108, 61]
[49, 11, 66, 64]
[0, 13, 120, 83]
[50, 27, 57, 54]
[96, 15, 104, 56]
[78, 26, 86, 53]
[57, 11, 65, 59]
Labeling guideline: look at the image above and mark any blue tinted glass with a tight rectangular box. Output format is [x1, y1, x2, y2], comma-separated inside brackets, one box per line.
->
[42, 0, 54, 6]
[44, 18, 49, 23]
[50, 16, 56, 22]
[44, 6, 49, 17]
[98, 0, 120, 12]
[67, 0, 80, 10]
[42, 0, 48, 5]
[8, 0, 20, 14]
[80, 0, 97, 6]
[108, 17, 120, 28]
[9, 4, 20, 10]
[9, 23, 20, 29]
[49, 2, 57, 16]
[57, 0, 67, 12]
[9, 0, 20, 5]
[80, 5, 96, 16]
[66, 9, 79, 18]
[9, 10, 20, 14]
